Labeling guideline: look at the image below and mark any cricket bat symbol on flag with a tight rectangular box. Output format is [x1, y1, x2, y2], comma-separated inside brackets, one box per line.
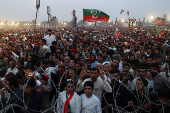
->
[83, 9, 110, 24]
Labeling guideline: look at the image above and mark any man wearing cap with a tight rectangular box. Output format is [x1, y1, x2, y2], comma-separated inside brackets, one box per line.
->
[54, 63, 66, 88]
[57, 80, 81, 113]
[100, 62, 112, 83]
[33, 41, 41, 54]
[124, 49, 130, 58]
[64, 56, 70, 69]
[40, 59, 57, 86]
[44, 29, 56, 47]
[86, 57, 93, 68]
[6, 60, 19, 75]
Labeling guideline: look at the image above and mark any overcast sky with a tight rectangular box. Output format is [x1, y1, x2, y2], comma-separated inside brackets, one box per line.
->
[0, 0, 170, 23]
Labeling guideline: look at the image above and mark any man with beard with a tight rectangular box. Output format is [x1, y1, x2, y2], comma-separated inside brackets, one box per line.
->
[102, 50, 109, 62]
[60, 69, 75, 91]
[92, 45, 102, 55]
[97, 53, 104, 64]
[149, 62, 170, 91]
[6, 60, 19, 75]
[112, 58, 120, 70]
[76, 67, 112, 101]
[103, 69, 130, 113]
[33, 41, 40, 54]
[127, 78, 150, 113]
[23, 44, 34, 62]
[0, 74, 23, 113]
[74, 61, 83, 86]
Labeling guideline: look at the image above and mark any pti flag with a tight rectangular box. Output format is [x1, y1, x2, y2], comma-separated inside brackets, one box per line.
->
[154, 17, 166, 25]
[127, 10, 129, 16]
[83, 9, 110, 24]
[71, 9, 76, 17]
[148, 30, 151, 36]
[114, 18, 120, 39]
[120, 9, 124, 14]
[157, 25, 161, 41]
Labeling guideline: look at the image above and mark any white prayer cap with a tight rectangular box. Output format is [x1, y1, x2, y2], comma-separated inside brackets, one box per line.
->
[43, 45, 48, 50]
[69, 39, 73, 41]
[124, 49, 130, 54]
[102, 62, 110, 66]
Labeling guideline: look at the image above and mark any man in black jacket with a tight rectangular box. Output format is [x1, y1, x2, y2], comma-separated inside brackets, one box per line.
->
[0, 73, 24, 113]
[127, 78, 149, 113]
[102, 69, 130, 113]
[148, 88, 170, 113]
[24, 77, 42, 113]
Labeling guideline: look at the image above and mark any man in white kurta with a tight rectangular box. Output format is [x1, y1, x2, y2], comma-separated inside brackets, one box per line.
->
[57, 81, 81, 113]
[44, 29, 56, 47]
[81, 93, 101, 113]
[76, 68, 112, 101]
[81, 81, 102, 113]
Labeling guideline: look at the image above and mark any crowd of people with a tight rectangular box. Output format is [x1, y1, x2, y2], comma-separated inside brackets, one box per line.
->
[0, 26, 170, 113]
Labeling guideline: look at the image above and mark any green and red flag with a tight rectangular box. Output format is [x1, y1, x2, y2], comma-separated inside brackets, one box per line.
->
[154, 17, 166, 25]
[114, 17, 117, 28]
[160, 26, 165, 35]
[114, 17, 120, 39]
[157, 25, 161, 41]
[83, 9, 110, 24]
[148, 30, 151, 36]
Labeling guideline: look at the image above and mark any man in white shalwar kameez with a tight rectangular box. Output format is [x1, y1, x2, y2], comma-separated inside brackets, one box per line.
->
[76, 67, 112, 101]
[57, 80, 81, 113]
[44, 29, 56, 47]
[81, 81, 102, 113]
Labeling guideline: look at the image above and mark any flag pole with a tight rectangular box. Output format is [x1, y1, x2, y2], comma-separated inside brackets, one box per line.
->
[82, 8, 84, 38]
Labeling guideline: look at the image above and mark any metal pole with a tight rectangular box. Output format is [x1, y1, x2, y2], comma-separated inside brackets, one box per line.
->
[48, 15, 49, 28]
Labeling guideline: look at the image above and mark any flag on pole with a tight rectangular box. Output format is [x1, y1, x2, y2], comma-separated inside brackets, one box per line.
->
[114, 18, 120, 39]
[114, 18, 117, 28]
[154, 17, 166, 25]
[120, 9, 124, 14]
[127, 10, 129, 16]
[71, 11, 73, 15]
[160, 26, 165, 35]
[83, 9, 110, 24]
[138, 18, 140, 22]
[157, 25, 161, 41]
[148, 30, 151, 36]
